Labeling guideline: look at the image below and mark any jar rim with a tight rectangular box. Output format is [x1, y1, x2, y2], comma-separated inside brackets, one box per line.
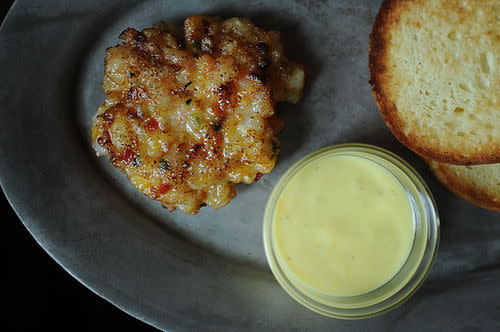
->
[263, 143, 440, 319]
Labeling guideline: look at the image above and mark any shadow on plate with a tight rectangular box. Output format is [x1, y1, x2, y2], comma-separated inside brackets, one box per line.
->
[61, 1, 326, 267]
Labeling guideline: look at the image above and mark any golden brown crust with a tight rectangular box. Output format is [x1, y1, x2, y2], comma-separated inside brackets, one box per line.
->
[91, 16, 305, 214]
[369, 0, 500, 165]
[428, 160, 500, 212]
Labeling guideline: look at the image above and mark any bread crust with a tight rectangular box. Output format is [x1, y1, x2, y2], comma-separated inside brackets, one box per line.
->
[428, 160, 500, 212]
[369, 0, 500, 165]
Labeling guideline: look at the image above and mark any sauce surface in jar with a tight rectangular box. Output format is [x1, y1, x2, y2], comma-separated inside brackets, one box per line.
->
[273, 154, 415, 296]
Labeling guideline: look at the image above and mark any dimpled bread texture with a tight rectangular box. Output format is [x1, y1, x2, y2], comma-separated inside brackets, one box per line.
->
[370, 0, 500, 165]
[428, 160, 500, 211]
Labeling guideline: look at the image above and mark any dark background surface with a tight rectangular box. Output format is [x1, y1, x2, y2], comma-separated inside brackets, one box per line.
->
[1, 2, 156, 330]
[3, 1, 499, 331]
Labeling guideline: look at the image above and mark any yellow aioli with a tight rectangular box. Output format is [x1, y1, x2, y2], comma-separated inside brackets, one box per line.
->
[274, 155, 415, 296]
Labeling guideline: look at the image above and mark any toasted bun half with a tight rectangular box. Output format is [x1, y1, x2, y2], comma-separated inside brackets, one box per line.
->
[370, 0, 500, 165]
[428, 160, 500, 212]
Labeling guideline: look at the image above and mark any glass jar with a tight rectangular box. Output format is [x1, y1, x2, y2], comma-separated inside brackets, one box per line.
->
[263, 143, 440, 319]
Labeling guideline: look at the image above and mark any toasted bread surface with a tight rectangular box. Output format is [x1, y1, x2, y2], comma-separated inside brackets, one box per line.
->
[428, 160, 500, 212]
[370, 0, 500, 165]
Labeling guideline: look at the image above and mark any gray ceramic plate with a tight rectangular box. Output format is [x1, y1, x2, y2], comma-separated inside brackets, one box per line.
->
[1, 0, 499, 330]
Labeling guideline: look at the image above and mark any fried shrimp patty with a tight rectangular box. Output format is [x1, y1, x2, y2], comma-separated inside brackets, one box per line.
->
[91, 16, 305, 214]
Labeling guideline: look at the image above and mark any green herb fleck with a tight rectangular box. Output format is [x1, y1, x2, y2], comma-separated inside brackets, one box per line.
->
[212, 123, 222, 131]
[182, 81, 193, 93]
[192, 115, 201, 126]
[271, 141, 278, 154]
[159, 157, 170, 171]
[185, 98, 192, 105]
[193, 41, 202, 50]
[192, 41, 202, 57]
[132, 155, 140, 167]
